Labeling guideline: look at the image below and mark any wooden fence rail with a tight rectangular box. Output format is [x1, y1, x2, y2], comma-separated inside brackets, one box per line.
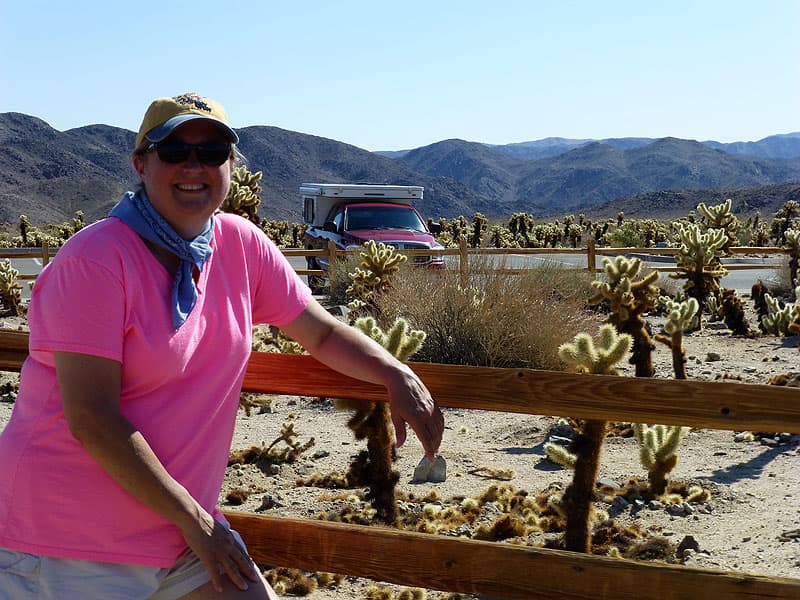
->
[1, 240, 788, 281]
[1, 329, 799, 598]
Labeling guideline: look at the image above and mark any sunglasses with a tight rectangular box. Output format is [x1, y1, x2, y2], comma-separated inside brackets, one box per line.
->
[145, 142, 233, 166]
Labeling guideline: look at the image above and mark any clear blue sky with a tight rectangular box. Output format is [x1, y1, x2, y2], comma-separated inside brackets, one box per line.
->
[1, 0, 797, 151]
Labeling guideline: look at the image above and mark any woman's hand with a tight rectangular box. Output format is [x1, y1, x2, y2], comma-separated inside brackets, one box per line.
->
[180, 511, 260, 593]
[386, 365, 444, 461]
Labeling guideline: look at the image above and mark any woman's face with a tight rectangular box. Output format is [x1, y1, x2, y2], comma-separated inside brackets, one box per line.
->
[132, 120, 233, 239]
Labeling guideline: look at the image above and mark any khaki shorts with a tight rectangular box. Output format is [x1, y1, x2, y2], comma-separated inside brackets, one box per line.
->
[0, 529, 251, 600]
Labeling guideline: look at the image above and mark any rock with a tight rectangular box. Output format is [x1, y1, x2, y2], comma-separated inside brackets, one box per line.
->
[612, 496, 629, 509]
[597, 477, 622, 490]
[412, 455, 447, 483]
[312, 450, 330, 459]
[257, 494, 284, 511]
[705, 352, 722, 362]
[677, 535, 702, 558]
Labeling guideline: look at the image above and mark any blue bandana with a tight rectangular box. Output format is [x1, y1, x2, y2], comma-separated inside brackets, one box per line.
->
[109, 190, 214, 330]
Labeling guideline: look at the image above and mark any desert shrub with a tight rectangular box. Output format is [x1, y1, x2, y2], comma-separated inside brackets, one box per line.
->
[326, 251, 381, 306]
[374, 257, 595, 370]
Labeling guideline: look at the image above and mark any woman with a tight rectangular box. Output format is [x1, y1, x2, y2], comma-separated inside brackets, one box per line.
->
[0, 93, 444, 599]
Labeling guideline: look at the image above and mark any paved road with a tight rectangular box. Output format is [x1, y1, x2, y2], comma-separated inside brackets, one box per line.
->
[481, 252, 783, 292]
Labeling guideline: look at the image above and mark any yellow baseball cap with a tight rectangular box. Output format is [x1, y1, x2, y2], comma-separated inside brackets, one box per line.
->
[135, 92, 239, 149]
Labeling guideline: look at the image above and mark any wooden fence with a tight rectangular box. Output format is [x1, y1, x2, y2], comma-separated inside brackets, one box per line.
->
[1, 329, 798, 599]
[0, 240, 788, 282]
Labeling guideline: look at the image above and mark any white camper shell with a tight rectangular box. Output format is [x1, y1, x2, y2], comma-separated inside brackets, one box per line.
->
[300, 183, 424, 228]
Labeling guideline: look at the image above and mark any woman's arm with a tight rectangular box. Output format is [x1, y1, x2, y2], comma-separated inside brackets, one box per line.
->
[279, 300, 444, 460]
[55, 351, 257, 593]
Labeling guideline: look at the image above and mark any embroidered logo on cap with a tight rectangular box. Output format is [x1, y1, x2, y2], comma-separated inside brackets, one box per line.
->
[173, 93, 212, 113]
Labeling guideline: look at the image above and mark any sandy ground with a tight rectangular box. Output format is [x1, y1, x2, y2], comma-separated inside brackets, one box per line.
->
[1, 297, 799, 599]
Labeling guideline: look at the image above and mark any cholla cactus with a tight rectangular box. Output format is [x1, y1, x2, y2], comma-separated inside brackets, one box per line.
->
[355, 316, 426, 362]
[654, 297, 698, 379]
[346, 240, 407, 320]
[762, 292, 800, 336]
[557, 325, 631, 553]
[697, 199, 739, 251]
[589, 256, 659, 377]
[558, 324, 632, 375]
[222, 165, 263, 224]
[670, 223, 728, 322]
[633, 423, 690, 496]
[783, 228, 800, 289]
[337, 316, 426, 524]
[0, 259, 23, 317]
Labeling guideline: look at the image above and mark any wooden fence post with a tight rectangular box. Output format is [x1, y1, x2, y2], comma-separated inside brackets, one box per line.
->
[42, 241, 51, 267]
[586, 238, 596, 273]
[459, 237, 468, 287]
[327, 239, 337, 272]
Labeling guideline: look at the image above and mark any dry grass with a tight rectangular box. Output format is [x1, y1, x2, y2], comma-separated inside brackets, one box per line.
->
[374, 257, 596, 370]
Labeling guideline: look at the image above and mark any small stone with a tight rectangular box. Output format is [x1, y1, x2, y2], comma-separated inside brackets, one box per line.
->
[612, 496, 629, 509]
[677, 535, 701, 557]
[705, 352, 722, 362]
[648, 500, 664, 510]
[312, 450, 330, 459]
[734, 431, 755, 442]
[412, 455, 447, 483]
[267, 464, 281, 475]
[597, 477, 622, 490]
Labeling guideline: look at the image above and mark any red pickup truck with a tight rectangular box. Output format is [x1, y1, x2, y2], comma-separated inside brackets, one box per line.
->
[301, 184, 444, 291]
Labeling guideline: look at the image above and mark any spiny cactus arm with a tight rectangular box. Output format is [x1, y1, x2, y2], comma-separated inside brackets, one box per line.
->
[360, 240, 407, 275]
[396, 329, 426, 362]
[353, 316, 387, 347]
[353, 316, 426, 363]
[784, 228, 800, 253]
[558, 325, 632, 376]
[544, 442, 577, 469]
[697, 199, 735, 229]
[558, 333, 597, 373]
[653, 425, 690, 463]
[663, 298, 699, 334]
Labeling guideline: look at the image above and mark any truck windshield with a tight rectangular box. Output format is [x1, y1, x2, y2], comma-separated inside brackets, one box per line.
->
[344, 206, 427, 232]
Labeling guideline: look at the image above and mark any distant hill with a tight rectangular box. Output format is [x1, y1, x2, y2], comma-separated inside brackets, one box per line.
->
[1, 111, 799, 226]
[584, 182, 800, 221]
[394, 137, 800, 217]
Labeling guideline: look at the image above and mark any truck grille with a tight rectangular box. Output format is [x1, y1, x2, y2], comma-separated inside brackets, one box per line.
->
[385, 242, 432, 264]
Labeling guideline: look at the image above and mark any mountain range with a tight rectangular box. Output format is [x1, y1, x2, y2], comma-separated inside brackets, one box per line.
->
[1, 111, 799, 225]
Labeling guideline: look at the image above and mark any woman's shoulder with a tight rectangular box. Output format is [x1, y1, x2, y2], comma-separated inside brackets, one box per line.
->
[56, 217, 140, 261]
[214, 212, 273, 247]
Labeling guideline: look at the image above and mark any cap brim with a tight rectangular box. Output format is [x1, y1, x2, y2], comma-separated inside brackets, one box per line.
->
[145, 114, 239, 144]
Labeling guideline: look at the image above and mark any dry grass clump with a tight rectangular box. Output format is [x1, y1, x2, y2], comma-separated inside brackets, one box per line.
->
[374, 257, 595, 370]
[327, 252, 365, 305]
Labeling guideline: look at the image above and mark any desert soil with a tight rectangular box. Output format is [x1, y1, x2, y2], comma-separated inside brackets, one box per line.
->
[1, 296, 798, 599]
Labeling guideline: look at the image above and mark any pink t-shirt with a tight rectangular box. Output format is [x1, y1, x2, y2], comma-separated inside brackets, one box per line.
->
[0, 213, 311, 567]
